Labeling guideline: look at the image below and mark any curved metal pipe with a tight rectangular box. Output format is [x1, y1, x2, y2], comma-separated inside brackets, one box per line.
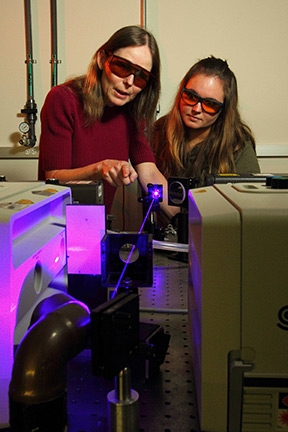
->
[29, 292, 78, 326]
[9, 297, 90, 431]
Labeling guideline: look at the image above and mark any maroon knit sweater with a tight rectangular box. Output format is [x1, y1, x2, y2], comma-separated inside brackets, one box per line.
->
[38, 85, 155, 212]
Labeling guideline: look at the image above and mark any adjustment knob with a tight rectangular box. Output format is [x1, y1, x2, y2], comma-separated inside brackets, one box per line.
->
[269, 175, 288, 189]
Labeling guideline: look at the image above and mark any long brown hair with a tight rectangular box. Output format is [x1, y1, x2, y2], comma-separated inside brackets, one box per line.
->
[65, 25, 160, 136]
[153, 56, 255, 179]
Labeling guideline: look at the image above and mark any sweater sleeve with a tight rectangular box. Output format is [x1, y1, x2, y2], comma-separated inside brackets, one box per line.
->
[234, 142, 261, 173]
[38, 86, 78, 179]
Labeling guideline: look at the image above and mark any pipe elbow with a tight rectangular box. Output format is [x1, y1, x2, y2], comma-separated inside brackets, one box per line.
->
[9, 299, 90, 404]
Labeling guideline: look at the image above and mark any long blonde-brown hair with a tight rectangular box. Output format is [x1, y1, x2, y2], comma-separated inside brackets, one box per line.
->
[65, 25, 161, 136]
[153, 56, 255, 179]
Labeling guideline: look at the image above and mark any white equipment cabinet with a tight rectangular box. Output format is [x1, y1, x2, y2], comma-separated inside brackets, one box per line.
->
[188, 182, 288, 432]
[0, 182, 71, 427]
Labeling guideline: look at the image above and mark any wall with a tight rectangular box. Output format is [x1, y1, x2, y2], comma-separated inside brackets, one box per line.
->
[2, 1, 288, 154]
[1, 0, 141, 152]
[146, 0, 288, 161]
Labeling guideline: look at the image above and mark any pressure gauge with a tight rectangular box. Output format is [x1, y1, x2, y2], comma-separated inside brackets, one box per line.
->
[19, 122, 30, 134]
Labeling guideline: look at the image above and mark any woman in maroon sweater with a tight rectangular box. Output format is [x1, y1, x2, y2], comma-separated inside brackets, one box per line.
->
[38, 25, 175, 217]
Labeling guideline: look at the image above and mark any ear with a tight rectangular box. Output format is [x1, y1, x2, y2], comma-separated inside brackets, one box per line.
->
[97, 50, 108, 70]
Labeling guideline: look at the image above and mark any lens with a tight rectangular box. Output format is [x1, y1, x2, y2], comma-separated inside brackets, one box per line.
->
[168, 181, 187, 205]
[109, 58, 131, 78]
[181, 89, 223, 114]
[119, 243, 139, 264]
[182, 89, 199, 106]
[108, 56, 150, 88]
[201, 100, 221, 114]
[134, 71, 150, 88]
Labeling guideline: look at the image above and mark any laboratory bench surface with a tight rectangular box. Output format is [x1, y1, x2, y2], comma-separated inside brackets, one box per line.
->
[66, 250, 200, 432]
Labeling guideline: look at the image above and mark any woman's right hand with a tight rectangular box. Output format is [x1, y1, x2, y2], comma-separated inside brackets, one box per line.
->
[46, 159, 138, 187]
[96, 159, 138, 187]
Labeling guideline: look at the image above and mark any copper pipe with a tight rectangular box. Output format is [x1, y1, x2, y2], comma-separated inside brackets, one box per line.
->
[140, 0, 146, 27]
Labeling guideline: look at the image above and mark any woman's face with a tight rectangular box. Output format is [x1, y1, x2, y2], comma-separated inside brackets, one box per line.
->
[98, 45, 153, 107]
[179, 73, 225, 132]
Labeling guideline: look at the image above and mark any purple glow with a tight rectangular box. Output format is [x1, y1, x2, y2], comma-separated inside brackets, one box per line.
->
[148, 184, 163, 202]
[66, 205, 106, 275]
[0, 182, 71, 426]
[152, 189, 161, 199]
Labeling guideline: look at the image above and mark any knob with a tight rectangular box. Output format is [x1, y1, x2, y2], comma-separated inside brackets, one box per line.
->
[269, 175, 288, 189]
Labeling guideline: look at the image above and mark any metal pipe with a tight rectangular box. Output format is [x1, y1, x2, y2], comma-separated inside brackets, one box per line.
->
[29, 292, 76, 326]
[140, 0, 146, 27]
[50, 0, 60, 87]
[19, 0, 38, 148]
[9, 298, 90, 431]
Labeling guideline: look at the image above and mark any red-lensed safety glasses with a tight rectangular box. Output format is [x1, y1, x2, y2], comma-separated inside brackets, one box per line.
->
[106, 53, 152, 89]
[181, 88, 224, 114]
